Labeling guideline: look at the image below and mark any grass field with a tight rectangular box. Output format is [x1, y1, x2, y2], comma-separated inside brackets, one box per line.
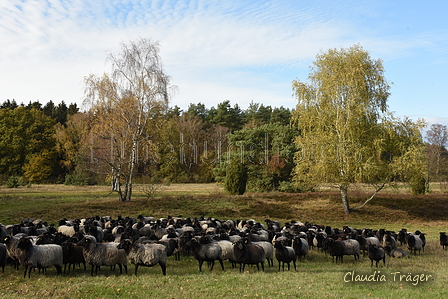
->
[1, 183, 448, 298]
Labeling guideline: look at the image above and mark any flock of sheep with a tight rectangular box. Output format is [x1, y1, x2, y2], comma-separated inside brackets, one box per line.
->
[0, 215, 447, 278]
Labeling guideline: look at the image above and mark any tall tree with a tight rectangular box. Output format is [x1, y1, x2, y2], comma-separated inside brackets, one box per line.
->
[0, 99, 18, 109]
[291, 44, 426, 214]
[209, 100, 244, 132]
[222, 123, 298, 192]
[425, 123, 448, 181]
[84, 38, 174, 202]
[0, 107, 56, 178]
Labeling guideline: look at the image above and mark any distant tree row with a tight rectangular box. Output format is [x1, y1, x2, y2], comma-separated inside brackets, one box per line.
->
[0, 96, 296, 191]
[0, 99, 79, 125]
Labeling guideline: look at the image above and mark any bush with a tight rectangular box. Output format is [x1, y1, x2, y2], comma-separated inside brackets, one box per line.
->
[6, 176, 20, 188]
[224, 162, 248, 195]
[409, 175, 427, 195]
[64, 170, 90, 185]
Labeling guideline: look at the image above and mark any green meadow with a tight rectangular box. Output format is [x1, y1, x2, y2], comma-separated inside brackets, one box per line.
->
[1, 184, 448, 298]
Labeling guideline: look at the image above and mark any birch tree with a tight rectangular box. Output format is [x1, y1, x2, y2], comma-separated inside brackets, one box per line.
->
[291, 44, 426, 214]
[426, 123, 448, 181]
[84, 38, 174, 202]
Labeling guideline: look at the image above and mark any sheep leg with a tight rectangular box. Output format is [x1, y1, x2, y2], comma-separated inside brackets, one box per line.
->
[55, 264, 62, 275]
[293, 260, 297, 271]
[218, 259, 224, 271]
[159, 262, 166, 275]
[23, 265, 28, 278]
[260, 262, 265, 272]
[134, 264, 139, 275]
[198, 260, 204, 272]
[240, 263, 245, 273]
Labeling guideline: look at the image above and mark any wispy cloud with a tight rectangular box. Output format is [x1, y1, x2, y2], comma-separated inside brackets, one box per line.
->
[0, 0, 447, 120]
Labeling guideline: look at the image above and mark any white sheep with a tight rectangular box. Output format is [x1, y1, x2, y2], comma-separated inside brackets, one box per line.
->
[189, 236, 224, 272]
[16, 236, 63, 278]
[342, 239, 361, 261]
[77, 235, 128, 276]
[117, 239, 167, 275]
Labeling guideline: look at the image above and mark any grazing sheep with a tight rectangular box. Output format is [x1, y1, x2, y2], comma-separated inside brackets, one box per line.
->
[189, 236, 224, 272]
[138, 223, 154, 237]
[137, 215, 155, 224]
[406, 234, 423, 255]
[117, 239, 167, 275]
[368, 245, 386, 267]
[233, 238, 265, 272]
[384, 245, 409, 258]
[77, 235, 128, 276]
[57, 221, 81, 238]
[440, 232, 448, 249]
[292, 236, 309, 262]
[248, 229, 269, 243]
[326, 238, 360, 263]
[274, 240, 296, 271]
[0, 243, 6, 272]
[16, 236, 63, 278]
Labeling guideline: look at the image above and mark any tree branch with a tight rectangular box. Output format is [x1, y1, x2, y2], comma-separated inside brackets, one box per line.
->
[350, 182, 386, 211]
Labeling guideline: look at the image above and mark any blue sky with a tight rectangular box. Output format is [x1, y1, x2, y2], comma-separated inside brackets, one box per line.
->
[1, 0, 447, 128]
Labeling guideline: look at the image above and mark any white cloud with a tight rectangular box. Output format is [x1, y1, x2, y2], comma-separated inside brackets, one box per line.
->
[0, 0, 446, 125]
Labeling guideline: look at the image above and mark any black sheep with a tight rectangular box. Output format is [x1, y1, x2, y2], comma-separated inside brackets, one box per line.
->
[292, 236, 309, 262]
[440, 232, 448, 249]
[325, 238, 344, 263]
[61, 241, 86, 273]
[233, 238, 265, 272]
[0, 243, 6, 272]
[368, 244, 386, 267]
[397, 229, 407, 246]
[406, 234, 423, 255]
[274, 240, 296, 271]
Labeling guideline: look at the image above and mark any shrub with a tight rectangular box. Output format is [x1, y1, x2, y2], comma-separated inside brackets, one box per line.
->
[224, 162, 248, 195]
[64, 171, 89, 186]
[6, 176, 20, 188]
[409, 175, 427, 195]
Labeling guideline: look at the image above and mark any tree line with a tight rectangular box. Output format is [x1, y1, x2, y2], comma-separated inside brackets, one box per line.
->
[0, 98, 297, 193]
[1, 97, 446, 192]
